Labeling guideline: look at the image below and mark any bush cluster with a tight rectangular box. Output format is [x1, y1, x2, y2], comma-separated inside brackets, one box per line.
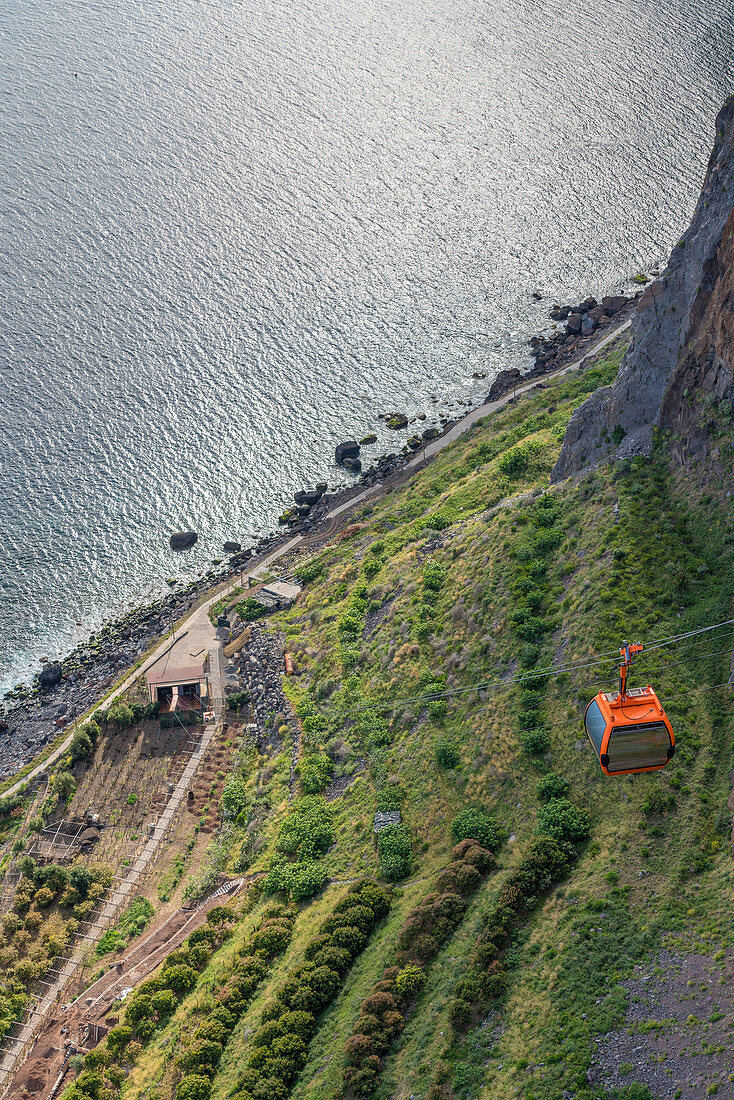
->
[96, 896, 154, 957]
[344, 841, 495, 1095]
[356, 709, 391, 751]
[450, 808, 501, 852]
[422, 559, 446, 591]
[64, 905, 277, 1100]
[235, 881, 391, 1100]
[294, 559, 324, 584]
[497, 438, 544, 477]
[536, 799, 591, 843]
[506, 496, 561, 734]
[236, 597, 269, 622]
[448, 835, 575, 1030]
[299, 753, 334, 795]
[337, 584, 369, 672]
[263, 798, 335, 901]
[536, 772, 570, 801]
[435, 738, 460, 769]
[377, 824, 412, 881]
[226, 690, 251, 714]
[70, 719, 101, 763]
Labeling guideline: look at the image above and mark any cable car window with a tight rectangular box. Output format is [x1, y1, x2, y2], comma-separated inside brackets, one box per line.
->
[607, 723, 671, 772]
[584, 700, 606, 756]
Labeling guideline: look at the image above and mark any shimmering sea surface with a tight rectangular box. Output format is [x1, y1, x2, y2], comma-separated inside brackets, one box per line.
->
[1, 0, 733, 694]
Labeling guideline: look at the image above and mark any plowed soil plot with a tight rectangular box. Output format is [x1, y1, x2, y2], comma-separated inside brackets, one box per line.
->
[589, 949, 734, 1099]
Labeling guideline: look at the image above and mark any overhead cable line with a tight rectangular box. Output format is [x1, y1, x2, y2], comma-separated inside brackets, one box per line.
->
[324, 617, 734, 719]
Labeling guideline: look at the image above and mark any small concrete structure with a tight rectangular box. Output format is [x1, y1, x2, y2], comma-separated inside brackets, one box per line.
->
[146, 662, 208, 712]
[255, 580, 302, 609]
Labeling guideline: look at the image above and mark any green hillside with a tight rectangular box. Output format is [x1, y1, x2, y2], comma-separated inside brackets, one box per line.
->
[68, 336, 734, 1100]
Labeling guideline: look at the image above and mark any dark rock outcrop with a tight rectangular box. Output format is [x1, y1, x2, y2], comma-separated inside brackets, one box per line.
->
[486, 368, 522, 402]
[223, 541, 242, 553]
[552, 97, 734, 481]
[170, 531, 198, 550]
[335, 441, 360, 466]
[38, 663, 63, 691]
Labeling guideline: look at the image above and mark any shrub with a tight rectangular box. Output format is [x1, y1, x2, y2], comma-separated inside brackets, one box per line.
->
[70, 731, 93, 763]
[276, 798, 335, 860]
[226, 690, 251, 714]
[265, 860, 328, 902]
[345, 1033, 376, 1064]
[536, 773, 570, 801]
[521, 727, 550, 755]
[251, 921, 294, 957]
[106, 1024, 132, 1054]
[220, 776, 248, 820]
[163, 963, 198, 993]
[34, 886, 54, 908]
[434, 739, 459, 768]
[451, 809, 500, 851]
[237, 598, 268, 622]
[299, 754, 334, 795]
[125, 995, 153, 1024]
[395, 964, 426, 1000]
[54, 771, 76, 801]
[377, 825, 412, 881]
[176, 1075, 212, 1100]
[108, 702, 134, 728]
[536, 799, 591, 843]
[152, 989, 177, 1018]
[453, 861, 481, 896]
[180, 1039, 223, 1071]
[451, 840, 495, 872]
[294, 560, 324, 584]
[422, 560, 446, 590]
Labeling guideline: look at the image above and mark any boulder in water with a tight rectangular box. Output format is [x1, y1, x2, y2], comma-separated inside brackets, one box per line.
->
[223, 541, 242, 553]
[170, 531, 198, 551]
[335, 441, 360, 466]
[38, 663, 63, 691]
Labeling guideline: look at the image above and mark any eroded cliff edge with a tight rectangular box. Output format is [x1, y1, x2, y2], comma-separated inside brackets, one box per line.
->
[552, 96, 734, 481]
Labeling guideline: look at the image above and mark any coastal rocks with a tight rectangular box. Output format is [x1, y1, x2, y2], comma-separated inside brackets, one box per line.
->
[342, 456, 362, 472]
[38, 663, 63, 691]
[385, 413, 408, 430]
[169, 531, 198, 551]
[335, 441, 360, 466]
[487, 368, 522, 401]
[602, 295, 627, 315]
[422, 427, 441, 442]
[565, 313, 583, 335]
[294, 488, 324, 507]
[359, 434, 377, 445]
[223, 541, 242, 553]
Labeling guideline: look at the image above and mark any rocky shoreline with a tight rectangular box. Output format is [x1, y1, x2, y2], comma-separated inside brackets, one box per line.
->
[0, 287, 639, 779]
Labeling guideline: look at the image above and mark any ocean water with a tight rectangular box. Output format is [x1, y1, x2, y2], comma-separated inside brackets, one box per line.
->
[1, 0, 733, 695]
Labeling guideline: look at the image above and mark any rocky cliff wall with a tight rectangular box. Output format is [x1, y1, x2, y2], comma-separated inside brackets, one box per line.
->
[552, 97, 734, 481]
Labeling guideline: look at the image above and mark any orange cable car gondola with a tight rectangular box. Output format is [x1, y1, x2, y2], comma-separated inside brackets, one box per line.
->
[584, 642, 675, 776]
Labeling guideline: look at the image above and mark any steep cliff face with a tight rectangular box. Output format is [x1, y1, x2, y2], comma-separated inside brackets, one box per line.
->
[552, 97, 734, 481]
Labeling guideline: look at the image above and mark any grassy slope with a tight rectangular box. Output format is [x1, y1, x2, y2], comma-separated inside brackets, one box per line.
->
[126, 338, 734, 1100]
